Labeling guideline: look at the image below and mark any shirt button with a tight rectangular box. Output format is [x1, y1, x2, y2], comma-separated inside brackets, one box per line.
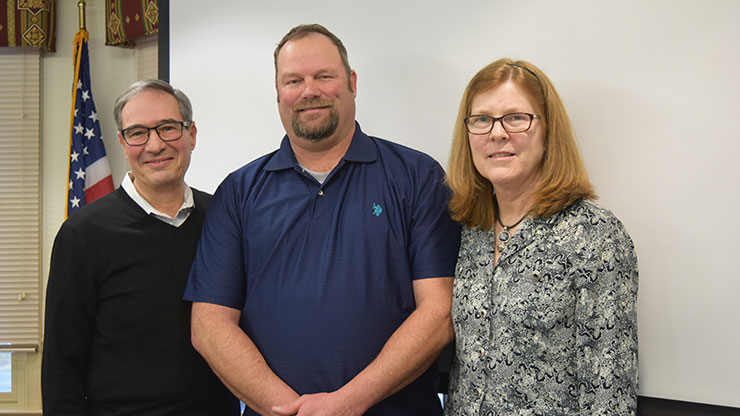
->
[480, 310, 487, 318]
[478, 347, 485, 358]
[318, 190, 324, 196]
[476, 388, 483, 398]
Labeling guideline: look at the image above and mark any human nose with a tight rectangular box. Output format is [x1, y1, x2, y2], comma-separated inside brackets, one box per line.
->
[301, 78, 321, 98]
[143, 128, 167, 152]
[488, 119, 509, 141]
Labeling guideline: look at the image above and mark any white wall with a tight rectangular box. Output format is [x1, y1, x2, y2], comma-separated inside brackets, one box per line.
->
[170, 0, 740, 408]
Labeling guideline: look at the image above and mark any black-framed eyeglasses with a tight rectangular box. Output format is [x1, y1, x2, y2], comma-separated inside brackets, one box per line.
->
[120, 121, 191, 146]
[464, 113, 540, 134]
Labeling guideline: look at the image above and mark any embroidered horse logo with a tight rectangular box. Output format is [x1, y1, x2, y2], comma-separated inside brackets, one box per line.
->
[371, 202, 383, 217]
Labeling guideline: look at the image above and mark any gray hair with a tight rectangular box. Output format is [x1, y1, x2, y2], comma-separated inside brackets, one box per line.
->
[113, 79, 193, 130]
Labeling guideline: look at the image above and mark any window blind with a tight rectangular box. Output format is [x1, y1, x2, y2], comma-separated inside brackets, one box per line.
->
[135, 34, 159, 81]
[0, 48, 41, 350]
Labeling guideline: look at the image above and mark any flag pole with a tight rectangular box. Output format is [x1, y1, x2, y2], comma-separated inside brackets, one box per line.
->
[66, 0, 115, 217]
[78, 0, 86, 30]
[66, 0, 87, 218]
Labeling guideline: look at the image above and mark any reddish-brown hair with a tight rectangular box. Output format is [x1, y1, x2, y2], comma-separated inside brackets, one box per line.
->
[447, 58, 595, 230]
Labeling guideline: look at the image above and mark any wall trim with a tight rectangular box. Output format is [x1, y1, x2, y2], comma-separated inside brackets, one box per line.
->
[638, 396, 740, 416]
[158, 0, 169, 81]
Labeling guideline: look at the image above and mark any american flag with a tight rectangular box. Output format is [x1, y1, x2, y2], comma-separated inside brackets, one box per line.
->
[66, 30, 114, 218]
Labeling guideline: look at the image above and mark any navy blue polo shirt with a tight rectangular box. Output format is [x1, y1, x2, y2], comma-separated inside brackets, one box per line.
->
[185, 123, 461, 415]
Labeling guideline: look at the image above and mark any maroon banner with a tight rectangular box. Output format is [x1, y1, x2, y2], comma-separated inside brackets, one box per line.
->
[105, 0, 158, 47]
[0, 0, 56, 51]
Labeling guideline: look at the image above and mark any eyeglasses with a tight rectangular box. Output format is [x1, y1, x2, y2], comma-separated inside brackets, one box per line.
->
[464, 113, 540, 134]
[120, 121, 191, 146]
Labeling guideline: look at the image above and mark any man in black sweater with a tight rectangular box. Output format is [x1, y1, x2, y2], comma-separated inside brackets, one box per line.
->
[41, 80, 239, 415]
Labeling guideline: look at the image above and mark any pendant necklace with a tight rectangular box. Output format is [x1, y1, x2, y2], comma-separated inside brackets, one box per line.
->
[495, 202, 528, 252]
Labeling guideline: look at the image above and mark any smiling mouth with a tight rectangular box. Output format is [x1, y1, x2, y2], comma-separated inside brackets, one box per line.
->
[297, 105, 330, 114]
[298, 106, 329, 113]
[145, 157, 173, 166]
[490, 152, 515, 158]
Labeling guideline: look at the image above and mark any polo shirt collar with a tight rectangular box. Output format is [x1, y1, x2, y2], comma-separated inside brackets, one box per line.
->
[342, 122, 377, 163]
[264, 122, 377, 172]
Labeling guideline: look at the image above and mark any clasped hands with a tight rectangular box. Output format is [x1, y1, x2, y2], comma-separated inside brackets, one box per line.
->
[271, 391, 362, 416]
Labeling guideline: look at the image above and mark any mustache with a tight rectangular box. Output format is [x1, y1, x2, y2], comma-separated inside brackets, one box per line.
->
[293, 99, 334, 112]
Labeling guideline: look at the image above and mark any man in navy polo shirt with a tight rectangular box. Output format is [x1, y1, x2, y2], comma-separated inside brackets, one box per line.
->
[184, 23, 461, 415]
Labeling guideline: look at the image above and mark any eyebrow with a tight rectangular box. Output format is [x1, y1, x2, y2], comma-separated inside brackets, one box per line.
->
[122, 119, 181, 129]
[279, 68, 338, 79]
[470, 109, 531, 116]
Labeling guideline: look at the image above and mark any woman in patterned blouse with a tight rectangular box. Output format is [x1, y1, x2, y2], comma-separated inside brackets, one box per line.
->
[444, 59, 638, 415]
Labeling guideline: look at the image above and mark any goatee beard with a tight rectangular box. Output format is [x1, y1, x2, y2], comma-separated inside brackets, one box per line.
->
[291, 101, 339, 142]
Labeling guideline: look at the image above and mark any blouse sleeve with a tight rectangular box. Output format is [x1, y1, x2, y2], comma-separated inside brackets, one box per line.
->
[574, 217, 639, 415]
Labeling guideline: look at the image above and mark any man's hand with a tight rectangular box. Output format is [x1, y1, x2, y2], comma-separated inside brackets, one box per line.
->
[272, 392, 360, 416]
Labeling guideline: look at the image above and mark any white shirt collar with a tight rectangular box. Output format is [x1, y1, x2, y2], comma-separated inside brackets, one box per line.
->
[121, 172, 194, 227]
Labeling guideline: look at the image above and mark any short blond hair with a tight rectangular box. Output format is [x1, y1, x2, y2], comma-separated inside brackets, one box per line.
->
[447, 59, 595, 230]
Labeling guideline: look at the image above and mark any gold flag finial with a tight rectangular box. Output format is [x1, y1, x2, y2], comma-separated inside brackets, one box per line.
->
[78, 0, 87, 30]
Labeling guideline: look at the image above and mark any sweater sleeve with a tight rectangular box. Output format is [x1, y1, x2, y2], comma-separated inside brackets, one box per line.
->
[42, 223, 96, 415]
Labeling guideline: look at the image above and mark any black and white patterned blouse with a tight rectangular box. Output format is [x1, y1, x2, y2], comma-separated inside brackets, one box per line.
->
[445, 199, 638, 416]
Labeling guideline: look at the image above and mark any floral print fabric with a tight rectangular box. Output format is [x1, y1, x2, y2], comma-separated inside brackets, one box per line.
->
[445, 199, 638, 416]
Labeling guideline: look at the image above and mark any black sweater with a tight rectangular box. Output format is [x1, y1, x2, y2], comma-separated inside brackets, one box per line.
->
[42, 187, 239, 415]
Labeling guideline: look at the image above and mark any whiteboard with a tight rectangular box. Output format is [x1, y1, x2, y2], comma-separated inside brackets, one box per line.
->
[170, 0, 740, 408]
